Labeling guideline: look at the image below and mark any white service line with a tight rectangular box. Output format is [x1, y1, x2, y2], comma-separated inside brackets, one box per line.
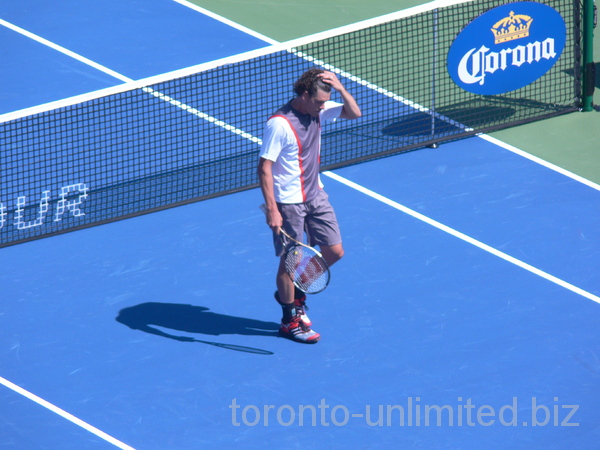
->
[0, 17, 258, 141]
[323, 170, 600, 305]
[142, 87, 261, 143]
[0, 18, 132, 83]
[0, 376, 136, 450]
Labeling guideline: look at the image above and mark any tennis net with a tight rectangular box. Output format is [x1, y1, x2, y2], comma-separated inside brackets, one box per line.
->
[0, 0, 583, 247]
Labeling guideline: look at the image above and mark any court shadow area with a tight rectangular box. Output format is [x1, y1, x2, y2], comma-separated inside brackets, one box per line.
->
[116, 302, 279, 355]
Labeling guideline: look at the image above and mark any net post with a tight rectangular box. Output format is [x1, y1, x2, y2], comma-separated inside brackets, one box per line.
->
[427, 8, 440, 149]
[430, 8, 439, 142]
[582, 0, 596, 111]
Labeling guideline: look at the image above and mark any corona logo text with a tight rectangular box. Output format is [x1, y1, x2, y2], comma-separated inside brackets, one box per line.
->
[457, 38, 557, 86]
[447, 2, 566, 95]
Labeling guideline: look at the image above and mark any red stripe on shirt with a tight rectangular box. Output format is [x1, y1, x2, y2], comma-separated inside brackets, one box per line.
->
[269, 114, 307, 202]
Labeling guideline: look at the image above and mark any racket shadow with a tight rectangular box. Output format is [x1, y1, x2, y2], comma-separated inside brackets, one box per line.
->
[116, 302, 279, 355]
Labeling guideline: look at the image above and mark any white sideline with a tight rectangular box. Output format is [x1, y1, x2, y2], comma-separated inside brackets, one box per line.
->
[323, 170, 600, 305]
[0, 376, 136, 449]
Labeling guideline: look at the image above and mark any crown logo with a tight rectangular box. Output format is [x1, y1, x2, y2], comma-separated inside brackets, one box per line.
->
[491, 11, 533, 44]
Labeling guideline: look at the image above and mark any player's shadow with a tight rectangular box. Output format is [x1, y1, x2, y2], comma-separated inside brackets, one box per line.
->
[116, 302, 279, 355]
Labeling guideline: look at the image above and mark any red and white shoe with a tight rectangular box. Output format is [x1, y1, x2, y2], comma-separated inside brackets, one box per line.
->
[274, 290, 311, 327]
[293, 294, 311, 327]
[279, 316, 320, 344]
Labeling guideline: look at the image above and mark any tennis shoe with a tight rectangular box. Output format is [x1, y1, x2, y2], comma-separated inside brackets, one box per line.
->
[274, 290, 311, 326]
[293, 294, 311, 327]
[279, 316, 320, 344]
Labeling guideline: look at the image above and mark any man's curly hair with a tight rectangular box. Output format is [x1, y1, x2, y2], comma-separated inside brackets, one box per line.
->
[293, 68, 332, 97]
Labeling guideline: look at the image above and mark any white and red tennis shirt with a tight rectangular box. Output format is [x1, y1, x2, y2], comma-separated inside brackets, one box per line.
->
[259, 100, 343, 204]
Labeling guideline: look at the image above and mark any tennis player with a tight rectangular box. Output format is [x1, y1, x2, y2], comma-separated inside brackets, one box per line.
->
[258, 68, 361, 343]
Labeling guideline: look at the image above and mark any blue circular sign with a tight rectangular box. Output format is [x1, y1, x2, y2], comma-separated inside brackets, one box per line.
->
[447, 2, 567, 95]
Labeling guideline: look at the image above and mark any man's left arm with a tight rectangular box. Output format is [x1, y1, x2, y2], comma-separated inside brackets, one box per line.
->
[319, 71, 362, 119]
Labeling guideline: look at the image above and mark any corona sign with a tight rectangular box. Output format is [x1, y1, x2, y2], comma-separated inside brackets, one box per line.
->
[447, 2, 567, 95]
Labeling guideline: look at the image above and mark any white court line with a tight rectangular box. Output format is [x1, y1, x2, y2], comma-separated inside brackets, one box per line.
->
[479, 134, 600, 192]
[171, 0, 278, 44]
[142, 87, 262, 143]
[0, 17, 260, 144]
[323, 170, 600, 305]
[0, 376, 136, 450]
[0, 18, 132, 83]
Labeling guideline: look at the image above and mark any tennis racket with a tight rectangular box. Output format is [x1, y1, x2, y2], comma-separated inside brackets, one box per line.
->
[260, 204, 331, 294]
[279, 228, 330, 295]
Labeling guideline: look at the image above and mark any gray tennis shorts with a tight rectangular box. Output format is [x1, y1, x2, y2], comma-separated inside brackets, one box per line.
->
[273, 189, 342, 257]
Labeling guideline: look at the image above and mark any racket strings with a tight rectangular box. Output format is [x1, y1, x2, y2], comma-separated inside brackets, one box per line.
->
[285, 246, 329, 294]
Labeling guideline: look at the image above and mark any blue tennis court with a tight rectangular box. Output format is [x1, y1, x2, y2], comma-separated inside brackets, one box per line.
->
[1, 1, 599, 449]
[0, 0, 270, 114]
